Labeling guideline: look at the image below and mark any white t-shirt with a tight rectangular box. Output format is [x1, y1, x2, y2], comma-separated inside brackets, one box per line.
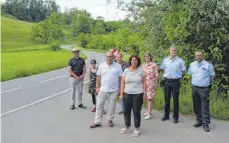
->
[97, 62, 123, 92]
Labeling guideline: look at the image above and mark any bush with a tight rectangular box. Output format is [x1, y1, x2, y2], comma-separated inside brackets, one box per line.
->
[49, 41, 60, 51]
[77, 33, 91, 47]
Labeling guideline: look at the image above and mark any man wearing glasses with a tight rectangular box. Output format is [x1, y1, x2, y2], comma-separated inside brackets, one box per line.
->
[90, 51, 123, 128]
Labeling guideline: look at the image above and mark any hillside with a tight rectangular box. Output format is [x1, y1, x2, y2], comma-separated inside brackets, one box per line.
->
[1, 16, 47, 51]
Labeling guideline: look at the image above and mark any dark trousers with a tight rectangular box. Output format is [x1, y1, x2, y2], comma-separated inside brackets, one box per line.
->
[192, 86, 210, 126]
[123, 93, 143, 128]
[91, 93, 96, 105]
[164, 79, 180, 119]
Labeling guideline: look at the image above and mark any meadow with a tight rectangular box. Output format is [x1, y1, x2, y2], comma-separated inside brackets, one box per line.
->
[1, 49, 86, 81]
[1, 17, 84, 81]
[1, 17, 46, 51]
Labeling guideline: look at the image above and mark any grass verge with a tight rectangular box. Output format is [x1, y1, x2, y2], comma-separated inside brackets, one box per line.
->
[1, 49, 86, 81]
[152, 85, 229, 120]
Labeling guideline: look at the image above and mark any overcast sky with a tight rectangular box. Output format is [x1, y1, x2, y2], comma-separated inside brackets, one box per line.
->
[56, 0, 127, 21]
[0, 0, 128, 21]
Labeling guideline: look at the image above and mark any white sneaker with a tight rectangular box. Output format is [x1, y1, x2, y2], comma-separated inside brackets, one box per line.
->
[144, 114, 152, 120]
[143, 112, 149, 116]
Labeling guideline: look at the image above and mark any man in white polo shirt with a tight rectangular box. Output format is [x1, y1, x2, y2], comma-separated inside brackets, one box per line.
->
[90, 51, 123, 128]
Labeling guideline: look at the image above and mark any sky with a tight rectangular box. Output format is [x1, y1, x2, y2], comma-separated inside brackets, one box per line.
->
[56, 0, 128, 21]
[0, 0, 128, 21]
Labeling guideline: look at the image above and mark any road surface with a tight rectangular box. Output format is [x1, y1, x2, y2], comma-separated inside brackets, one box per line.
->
[1, 47, 229, 143]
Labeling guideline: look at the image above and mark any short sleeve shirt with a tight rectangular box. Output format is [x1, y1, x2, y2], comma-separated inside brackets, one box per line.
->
[97, 62, 123, 92]
[160, 56, 186, 79]
[68, 57, 85, 76]
[123, 67, 144, 94]
[188, 60, 215, 87]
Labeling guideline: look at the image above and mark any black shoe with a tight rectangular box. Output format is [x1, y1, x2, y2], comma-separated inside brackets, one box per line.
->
[78, 104, 86, 108]
[161, 116, 169, 121]
[118, 111, 124, 114]
[193, 122, 202, 128]
[203, 125, 210, 132]
[70, 105, 75, 110]
[173, 119, 178, 123]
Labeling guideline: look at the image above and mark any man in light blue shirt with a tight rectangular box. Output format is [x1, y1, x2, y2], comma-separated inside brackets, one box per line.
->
[160, 46, 186, 123]
[188, 51, 215, 132]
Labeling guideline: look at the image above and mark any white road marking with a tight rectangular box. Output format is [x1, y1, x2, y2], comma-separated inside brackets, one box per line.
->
[1, 80, 89, 117]
[1, 87, 22, 94]
[40, 75, 66, 83]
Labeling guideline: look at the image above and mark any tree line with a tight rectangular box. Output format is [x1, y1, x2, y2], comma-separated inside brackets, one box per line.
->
[1, 0, 60, 22]
[30, 8, 139, 52]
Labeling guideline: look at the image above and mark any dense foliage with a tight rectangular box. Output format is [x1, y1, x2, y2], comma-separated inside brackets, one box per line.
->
[118, 0, 229, 98]
[1, 0, 60, 22]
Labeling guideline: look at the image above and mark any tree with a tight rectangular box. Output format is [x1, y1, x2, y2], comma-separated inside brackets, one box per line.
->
[92, 20, 106, 34]
[77, 33, 91, 47]
[72, 12, 92, 37]
[31, 12, 64, 44]
[1, 0, 60, 22]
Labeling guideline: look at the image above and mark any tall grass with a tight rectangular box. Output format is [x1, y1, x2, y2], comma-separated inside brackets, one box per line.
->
[1, 17, 37, 49]
[153, 84, 229, 120]
[1, 49, 86, 81]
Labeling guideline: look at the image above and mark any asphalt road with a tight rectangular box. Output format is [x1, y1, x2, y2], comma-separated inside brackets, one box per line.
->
[1, 47, 229, 143]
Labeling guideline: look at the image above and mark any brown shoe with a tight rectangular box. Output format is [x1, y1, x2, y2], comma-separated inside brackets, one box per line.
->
[90, 123, 101, 128]
[108, 121, 114, 127]
[91, 107, 96, 112]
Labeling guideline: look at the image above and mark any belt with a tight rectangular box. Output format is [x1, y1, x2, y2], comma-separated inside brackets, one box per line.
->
[70, 74, 82, 77]
[192, 85, 210, 88]
[164, 78, 180, 82]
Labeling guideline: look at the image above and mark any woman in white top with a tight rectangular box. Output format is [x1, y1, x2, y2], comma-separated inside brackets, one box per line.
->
[119, 55, 146, 137]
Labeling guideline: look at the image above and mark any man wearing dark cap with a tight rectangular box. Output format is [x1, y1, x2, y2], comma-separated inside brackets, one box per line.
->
[68, 48, 86, 110]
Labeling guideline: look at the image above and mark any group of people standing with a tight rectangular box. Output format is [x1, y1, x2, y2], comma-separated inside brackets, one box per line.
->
[68, 46, 215, 137]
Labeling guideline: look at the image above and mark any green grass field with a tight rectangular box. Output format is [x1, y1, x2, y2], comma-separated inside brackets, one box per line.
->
[1, 16, 86, 81]
[1, 49, 86, 81]
[1, 17, 46, 50]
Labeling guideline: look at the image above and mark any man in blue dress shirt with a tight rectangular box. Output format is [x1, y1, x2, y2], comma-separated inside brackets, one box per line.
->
[188, 51, 215, 132]
[160, 46, 186, 123]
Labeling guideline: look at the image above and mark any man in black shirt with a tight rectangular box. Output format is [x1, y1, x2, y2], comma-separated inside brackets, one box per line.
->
[68, 48, 86, 110]
[115, 53, 129, 114]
